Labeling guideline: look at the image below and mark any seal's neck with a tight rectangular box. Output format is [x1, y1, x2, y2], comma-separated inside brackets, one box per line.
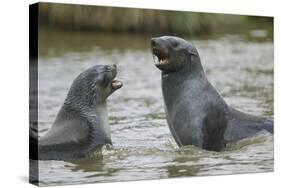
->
[161, 58, 207, 110]
[63, 101, 112, 145]
[88, 103, 112, 145]
[162, 57, 206, 82]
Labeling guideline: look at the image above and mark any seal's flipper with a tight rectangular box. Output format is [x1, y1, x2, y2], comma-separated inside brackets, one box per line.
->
[263, 119, 274, 133]
[224, 107, 273, 142]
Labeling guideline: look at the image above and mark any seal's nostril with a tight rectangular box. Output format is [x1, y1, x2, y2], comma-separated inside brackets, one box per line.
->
[105, 65, 112, 71]
[111, 64, 117, 70]
[151, 38, 156, 47]
[112, 65, 117, 72]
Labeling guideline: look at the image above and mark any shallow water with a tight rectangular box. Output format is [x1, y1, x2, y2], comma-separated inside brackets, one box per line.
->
[32, 29, 273, 186]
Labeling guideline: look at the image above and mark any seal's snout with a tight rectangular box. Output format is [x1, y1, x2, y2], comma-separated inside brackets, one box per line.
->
[109, 64, 123, 90]
[151, 37, 169, 67]
[151, 38, 157, 48]
[105, 64, 117, 72]
[111, 64, 117, 70]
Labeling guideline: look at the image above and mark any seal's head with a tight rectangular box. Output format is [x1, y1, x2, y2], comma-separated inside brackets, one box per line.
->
[151, 36, 199, 73]
[66, 64, 123, 106]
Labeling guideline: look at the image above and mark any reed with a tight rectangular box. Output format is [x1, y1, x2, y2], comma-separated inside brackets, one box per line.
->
[38, 3, 272, 35]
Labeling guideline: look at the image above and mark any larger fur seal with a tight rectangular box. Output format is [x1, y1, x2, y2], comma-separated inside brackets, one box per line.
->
[30, 65, 123, 160]
[151, 36, 273, 151]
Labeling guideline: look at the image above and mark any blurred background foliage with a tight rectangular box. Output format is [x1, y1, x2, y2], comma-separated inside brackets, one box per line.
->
[38, 3, 273, 36]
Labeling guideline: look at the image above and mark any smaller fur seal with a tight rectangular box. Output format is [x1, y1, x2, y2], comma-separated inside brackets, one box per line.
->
[30, 65, 123, 160]
[151, 36, 273, 151]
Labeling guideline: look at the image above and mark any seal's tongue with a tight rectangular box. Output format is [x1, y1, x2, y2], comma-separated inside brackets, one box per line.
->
[111, 80, 123, 89]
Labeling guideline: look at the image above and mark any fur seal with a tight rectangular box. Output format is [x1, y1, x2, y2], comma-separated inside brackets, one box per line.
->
[30, 65, 123, 160]
[151, 36, 273, 151]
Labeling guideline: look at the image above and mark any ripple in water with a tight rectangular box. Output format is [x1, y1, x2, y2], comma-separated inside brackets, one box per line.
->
[33, 30, 273, 186]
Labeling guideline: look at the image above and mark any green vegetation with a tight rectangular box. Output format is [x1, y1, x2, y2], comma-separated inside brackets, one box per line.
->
[38, 3, 273, 36]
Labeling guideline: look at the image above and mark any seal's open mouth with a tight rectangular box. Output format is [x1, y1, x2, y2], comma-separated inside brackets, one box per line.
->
[111, 79, 123, 89]
[107, 65, 123, 90]
[152, 47, 169, 66]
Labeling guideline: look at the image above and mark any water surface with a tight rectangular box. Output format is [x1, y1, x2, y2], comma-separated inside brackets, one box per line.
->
[33, 29, 273, 186]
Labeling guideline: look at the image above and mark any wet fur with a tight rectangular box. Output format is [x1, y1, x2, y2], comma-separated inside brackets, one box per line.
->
[152, 36, 273, 151]
[30, 65, 118, 160]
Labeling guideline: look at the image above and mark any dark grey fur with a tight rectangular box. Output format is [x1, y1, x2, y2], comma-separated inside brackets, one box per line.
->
[151, 36, 273, 151]
[30, 65, 122, 160]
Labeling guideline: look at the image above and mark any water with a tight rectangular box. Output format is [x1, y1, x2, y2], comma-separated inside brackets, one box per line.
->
[32, 29, 273, 186]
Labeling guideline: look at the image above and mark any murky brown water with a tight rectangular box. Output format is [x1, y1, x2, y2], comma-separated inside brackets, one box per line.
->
[32, 29, 273, 186]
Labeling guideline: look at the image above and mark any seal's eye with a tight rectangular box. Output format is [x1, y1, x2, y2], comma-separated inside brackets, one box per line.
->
[100, 74, 110, 86]
[171, 40, 179, 48]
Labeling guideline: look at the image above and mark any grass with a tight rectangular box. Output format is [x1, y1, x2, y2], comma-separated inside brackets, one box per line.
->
[37, 3, 273, 36]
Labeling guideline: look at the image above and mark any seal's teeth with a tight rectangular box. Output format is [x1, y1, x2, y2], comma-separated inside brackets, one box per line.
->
[111, 80, 123, 89]
[158, 59, 168, 65]
[152, 54, 158, 64]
